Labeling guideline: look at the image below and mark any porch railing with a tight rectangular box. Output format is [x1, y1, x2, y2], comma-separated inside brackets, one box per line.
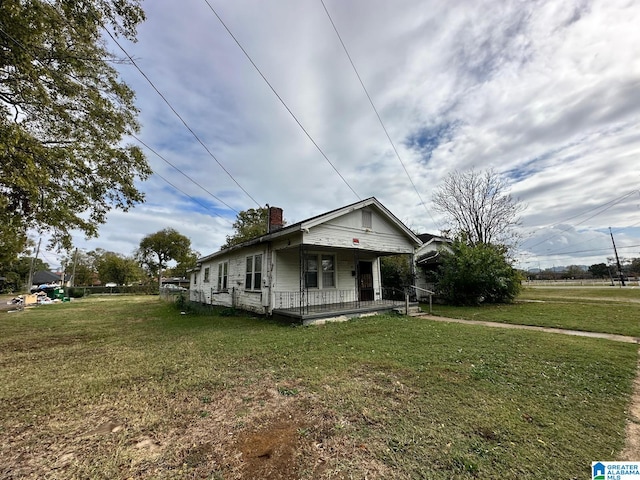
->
[273, 287, 407, 314]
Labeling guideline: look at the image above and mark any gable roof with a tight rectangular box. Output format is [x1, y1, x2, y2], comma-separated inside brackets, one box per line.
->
[417, 233, 451, 244]
[198, 197, 421, 263]
[32, 270, 61, 284]
[299, 197, 420, 241]
[415, 233, 452, 265]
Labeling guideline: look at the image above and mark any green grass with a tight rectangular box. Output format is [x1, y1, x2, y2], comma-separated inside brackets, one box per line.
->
[521, 286, 640, 302]
[428, 286, 640, 337]
[0, 295, 637, 479]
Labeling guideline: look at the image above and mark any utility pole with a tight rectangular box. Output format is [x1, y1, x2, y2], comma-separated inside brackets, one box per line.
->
[71, 248, 79, 287]
[26, 238, 42, 292]
[609, 227, 625, 287]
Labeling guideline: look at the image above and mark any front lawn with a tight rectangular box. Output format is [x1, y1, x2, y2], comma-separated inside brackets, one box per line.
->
[0, 296, 636, 479]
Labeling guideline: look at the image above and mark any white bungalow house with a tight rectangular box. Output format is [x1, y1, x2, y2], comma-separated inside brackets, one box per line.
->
[190, 197, 422, 323]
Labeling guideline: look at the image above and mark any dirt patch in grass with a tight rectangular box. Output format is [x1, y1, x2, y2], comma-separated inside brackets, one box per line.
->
[0, 377, 391, 479]
[235, 412, 305, 479]
[2, 334, 92, 353]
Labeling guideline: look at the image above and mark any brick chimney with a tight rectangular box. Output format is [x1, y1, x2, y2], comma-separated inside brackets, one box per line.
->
[268, 206, 284, 233]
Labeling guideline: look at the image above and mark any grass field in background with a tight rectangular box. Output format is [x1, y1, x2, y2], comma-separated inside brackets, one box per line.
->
[0, 295, 637, 479]
[428, 286, 640, 337]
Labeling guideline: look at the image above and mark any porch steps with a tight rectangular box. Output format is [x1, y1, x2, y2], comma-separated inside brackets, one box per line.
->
[394, 305, 423, 316]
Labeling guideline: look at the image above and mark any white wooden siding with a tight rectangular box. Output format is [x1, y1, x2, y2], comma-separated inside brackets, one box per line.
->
[336, 251, 357, 290]
[273, 248, 376, 292]
[303, 210, 414, 254]
[190, 246, 268, 314]
[273, 248, 300, 292]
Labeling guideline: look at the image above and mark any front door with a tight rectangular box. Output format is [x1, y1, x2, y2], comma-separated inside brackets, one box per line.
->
[358, 261, 374, 301]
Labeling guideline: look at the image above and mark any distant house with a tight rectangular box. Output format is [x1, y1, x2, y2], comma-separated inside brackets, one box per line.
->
[413, 233, 452, 299]
[191, 197, 422, 324]
[32, 270, 62, 285]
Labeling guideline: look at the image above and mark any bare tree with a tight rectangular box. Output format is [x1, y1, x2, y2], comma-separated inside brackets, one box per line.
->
[432, 168, 525, 247]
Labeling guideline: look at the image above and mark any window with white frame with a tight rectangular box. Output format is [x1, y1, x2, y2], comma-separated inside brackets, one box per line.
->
[321, 255, 335, 287]
[304, 253, 335, 289]
[203, 267, 210, 283]
[217, 261, 228, 291]
[245, 254, 262, 290]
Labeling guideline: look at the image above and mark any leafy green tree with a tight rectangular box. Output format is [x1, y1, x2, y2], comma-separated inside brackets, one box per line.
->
[0, 0, 150, 259]
[165, 250, 199, 279]
[0, 221, 28, 274]
[629, 258, 640, 278]
[1, 255, 49, 292]
[137, 228, 193, 289]
[588, 263, 609, 279]
[69, 250, 99, 286]
[223, 207, 270, 248]
[95, 251, 141, 286]
[564, 265, 586, 279]
[380, 255, 413, 291]
[435, 240, 522, 305]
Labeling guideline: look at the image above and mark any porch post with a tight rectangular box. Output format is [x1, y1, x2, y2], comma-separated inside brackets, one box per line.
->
[353, 248, 359, 307]
[299, 244, 304, 315]
[409, 252, 416, 302]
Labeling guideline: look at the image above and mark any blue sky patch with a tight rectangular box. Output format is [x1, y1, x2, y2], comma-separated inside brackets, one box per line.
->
[405, 121, 460, 163]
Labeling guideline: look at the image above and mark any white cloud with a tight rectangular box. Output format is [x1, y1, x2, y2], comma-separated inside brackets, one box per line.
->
[50, 0, 640, 269]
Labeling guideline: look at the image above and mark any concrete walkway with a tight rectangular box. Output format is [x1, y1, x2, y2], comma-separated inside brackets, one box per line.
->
[413, 313, 640, 344]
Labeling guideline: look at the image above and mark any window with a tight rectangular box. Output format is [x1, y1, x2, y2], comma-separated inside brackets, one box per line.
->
[245, 254, 262, 290]
[321, 255, 335, 287]
[203, 267, 210, 283]
[304, 253, 335, 289]
[245, 257, 252, 289]
[217, 261, 228, 291]
[362, 210, 372, 229]
[304, 255, 318, 288]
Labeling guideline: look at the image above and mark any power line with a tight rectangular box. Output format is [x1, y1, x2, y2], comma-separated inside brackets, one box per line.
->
[520, 189, 639, 251]
[319, 0, 440, 230]
[0, 21, 239, 225]
[132, 134, 239, 215]
[150, 170, 235, 226]
[537, 244, 640, 257]
[200, 0, 361, 201]
[100, 27, 262, 208]
[530, 219, 640, 259]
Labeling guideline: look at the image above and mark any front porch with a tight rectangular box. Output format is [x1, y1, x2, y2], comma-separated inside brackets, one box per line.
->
[272, 287, 417, 324]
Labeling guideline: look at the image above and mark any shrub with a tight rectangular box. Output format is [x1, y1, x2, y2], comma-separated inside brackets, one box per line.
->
[434, 240, 522, 305]
[67, 287, 85, 298]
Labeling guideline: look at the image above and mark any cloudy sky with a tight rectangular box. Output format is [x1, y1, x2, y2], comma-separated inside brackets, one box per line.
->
[44, 0, 640, 270]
